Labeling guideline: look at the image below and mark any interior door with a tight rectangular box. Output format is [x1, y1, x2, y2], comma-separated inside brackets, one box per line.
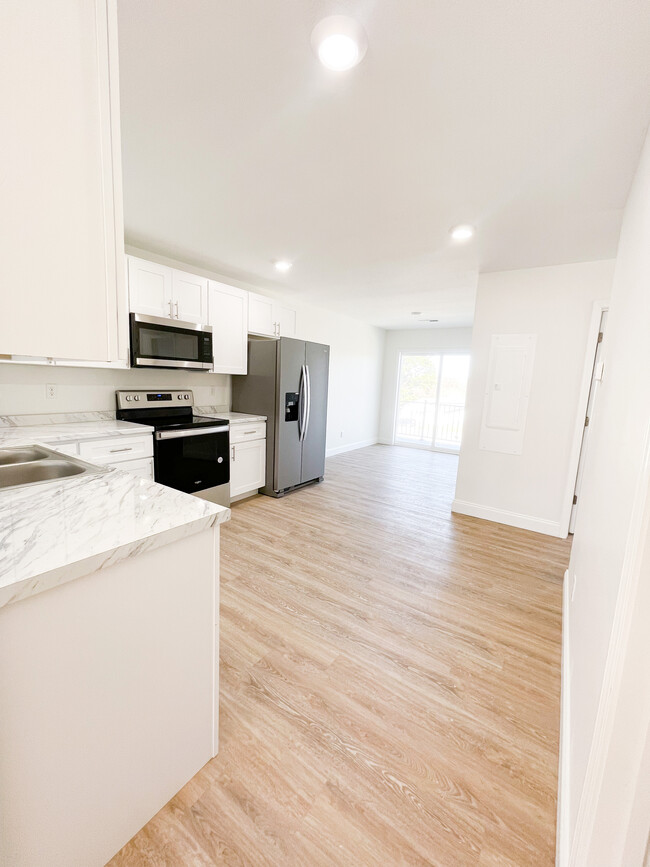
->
[570, 310, 608, 532]
[301, 342, 330, 484]
[172, 269, 208, 324]
[276, 339, 305, 491]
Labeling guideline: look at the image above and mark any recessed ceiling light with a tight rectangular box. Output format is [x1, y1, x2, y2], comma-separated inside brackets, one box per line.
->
[450, 224, 475, 242]
[274, 260, 292, 272]
[311, 16, 368, 71]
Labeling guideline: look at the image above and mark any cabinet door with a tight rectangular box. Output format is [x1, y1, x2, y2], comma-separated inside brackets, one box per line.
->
[275, 304, 297, 338]
[106, 457, 154, 479]
[208, 281, 248, 374]
[128, 257, 173, 319]
[1, 0, 124, 361]
[230, 440, 266, 497]
[248, 293, 276, 337]
[172, 269, 209, 325]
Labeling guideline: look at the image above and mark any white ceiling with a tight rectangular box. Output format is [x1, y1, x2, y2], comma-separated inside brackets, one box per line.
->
[117, 0, 650, 330]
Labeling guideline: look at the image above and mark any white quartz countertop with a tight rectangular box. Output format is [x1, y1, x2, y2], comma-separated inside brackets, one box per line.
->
[0, 419, 153, 447]
[0, 427, 230, 609]
[207, 411, 266, 424]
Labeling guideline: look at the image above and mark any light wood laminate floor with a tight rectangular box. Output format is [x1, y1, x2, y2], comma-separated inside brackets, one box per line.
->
[109, 446, 571, 866]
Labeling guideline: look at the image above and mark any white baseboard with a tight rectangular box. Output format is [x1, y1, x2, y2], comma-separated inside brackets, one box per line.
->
[326, 438, 378, 457]
[557, 569, 571, 867]
[451, 499, 563, 537]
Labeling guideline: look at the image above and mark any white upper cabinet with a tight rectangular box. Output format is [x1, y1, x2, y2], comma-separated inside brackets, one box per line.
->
[248, 293, 297, 338]
[276, 305, 297, 338]
[208, 281, 248, 375]
[0, 0, 126, 363]
[172, 269, 209, 324]
[128, 258, 209, 325]
[128, 258, 173, 319]
[248, 293, 276, 337]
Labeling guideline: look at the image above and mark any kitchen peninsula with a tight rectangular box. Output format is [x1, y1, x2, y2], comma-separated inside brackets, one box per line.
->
[0, 425, 230, 867]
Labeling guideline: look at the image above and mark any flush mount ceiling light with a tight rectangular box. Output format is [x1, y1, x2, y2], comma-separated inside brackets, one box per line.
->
[449, 224, 475, 242]
[274, 260, 293, 272]
[311, 16, 368, 71]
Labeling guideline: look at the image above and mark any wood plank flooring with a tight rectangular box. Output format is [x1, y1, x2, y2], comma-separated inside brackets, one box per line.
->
[109, 445, 571, 866]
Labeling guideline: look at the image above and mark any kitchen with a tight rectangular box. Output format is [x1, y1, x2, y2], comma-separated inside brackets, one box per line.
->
[2, 2, 650, 866]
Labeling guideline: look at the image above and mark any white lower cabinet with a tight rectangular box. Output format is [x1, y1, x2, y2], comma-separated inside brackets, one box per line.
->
[106, 457, 154, 479]
[78, 434, 153, 465]
[52, 434, 154, 479]
[230, 423, 266, 498]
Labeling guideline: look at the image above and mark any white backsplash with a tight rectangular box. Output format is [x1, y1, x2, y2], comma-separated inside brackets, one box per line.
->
[0, 363, 231, 418]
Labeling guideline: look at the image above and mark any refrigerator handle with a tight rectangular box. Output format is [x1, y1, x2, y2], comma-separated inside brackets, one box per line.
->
[298, 364, 307, 442]
[303, 364, 311, 441]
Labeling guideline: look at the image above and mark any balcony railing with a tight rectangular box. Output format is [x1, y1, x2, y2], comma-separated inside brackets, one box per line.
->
[395, 401, 465, 449]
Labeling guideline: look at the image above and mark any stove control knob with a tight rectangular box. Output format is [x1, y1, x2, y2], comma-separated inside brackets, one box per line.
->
[133, 395, 140, 402]
[184, 393, 190, 400]
[125, 395, 132, 402]
[217, 456, 223, 463]
[177, 394, 183, 400]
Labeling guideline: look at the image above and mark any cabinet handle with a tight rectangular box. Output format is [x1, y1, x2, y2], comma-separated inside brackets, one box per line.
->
[174, 300, 179, 319]
[109, 446, 133, 453]
[231, 445, 236, 460]
[168, 300, 173, 318]
[242, 430, 257, 435]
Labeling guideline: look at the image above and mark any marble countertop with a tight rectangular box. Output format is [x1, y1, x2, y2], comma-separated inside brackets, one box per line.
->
[0, 428, 230, 610]
[0, 419, 153, 447]
[204, 411, 267, 424]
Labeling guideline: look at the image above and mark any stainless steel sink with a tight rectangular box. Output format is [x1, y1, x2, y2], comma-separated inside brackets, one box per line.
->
[0, 445, 52, 466]
[0, 445, 108, 491]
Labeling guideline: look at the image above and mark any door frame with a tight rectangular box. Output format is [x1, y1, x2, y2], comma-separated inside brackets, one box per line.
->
[391, 349, 471, 453]
[559, 300, 610, 538]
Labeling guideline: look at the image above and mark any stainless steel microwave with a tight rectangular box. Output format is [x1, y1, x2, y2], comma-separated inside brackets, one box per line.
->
[129, 313, 213, 370]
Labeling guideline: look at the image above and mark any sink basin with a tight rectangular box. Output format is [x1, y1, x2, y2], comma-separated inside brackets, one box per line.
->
[0, 446, 51, 466]
[0, 445, 108, 491]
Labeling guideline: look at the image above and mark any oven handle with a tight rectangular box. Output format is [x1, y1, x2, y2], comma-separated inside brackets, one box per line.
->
[155, 425, 229, 440]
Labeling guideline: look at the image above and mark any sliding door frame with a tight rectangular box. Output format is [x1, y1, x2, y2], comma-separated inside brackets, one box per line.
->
[391, 349, 471, 454]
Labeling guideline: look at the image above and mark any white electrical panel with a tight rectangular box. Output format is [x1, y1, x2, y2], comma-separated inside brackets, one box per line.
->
[479, 333, 537, 455]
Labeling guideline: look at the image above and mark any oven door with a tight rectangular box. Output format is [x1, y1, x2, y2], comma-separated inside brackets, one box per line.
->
[154, 426, 229, 494]
[130, 313, 213, 370]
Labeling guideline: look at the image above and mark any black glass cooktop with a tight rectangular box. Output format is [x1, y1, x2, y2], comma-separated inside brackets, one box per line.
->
[117, 408, 228, 432]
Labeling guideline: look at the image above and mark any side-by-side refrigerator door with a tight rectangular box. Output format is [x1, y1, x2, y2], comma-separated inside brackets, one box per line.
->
[300, 342, 329, 484]
[275, 338, 306, 492]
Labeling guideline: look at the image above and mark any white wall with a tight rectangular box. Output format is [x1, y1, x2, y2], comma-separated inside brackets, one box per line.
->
[561, 127, 650, 866]
[0, 247, 385, 457]
[0, 364, 230, 418]
[378, 327, 473, 444]
[289, 303, 385, 456]
[453, 260, 614, 536]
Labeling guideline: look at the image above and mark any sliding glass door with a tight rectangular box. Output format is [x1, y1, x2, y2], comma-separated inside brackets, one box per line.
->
[394, 353, 470, 451]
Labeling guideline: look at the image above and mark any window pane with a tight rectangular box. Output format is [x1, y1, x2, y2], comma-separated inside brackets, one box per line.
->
[435, 355, 470, 449]
[395, 355, 440, 445]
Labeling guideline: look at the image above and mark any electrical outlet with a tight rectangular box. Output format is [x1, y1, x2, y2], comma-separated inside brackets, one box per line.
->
[46, 383, 56, 400]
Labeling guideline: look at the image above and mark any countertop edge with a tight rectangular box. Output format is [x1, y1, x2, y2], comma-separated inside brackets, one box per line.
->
[0, 506, 231, 611]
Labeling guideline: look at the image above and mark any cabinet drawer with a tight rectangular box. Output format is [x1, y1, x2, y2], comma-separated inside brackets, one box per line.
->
[230, 422, 266, 444]
[79, 435, 153, 465]
[106, 457, 154, 479]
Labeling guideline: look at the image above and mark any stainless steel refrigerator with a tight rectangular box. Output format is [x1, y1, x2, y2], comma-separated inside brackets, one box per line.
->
[232, 337, 330, 497]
